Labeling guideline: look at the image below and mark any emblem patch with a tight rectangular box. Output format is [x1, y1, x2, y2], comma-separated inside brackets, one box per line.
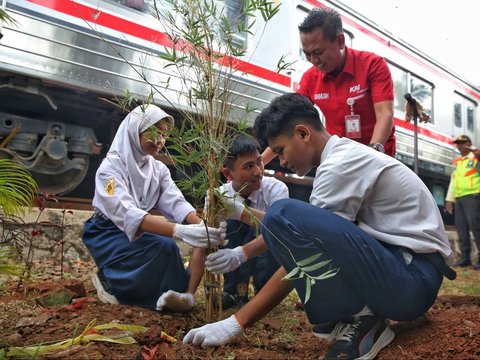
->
[104, 176, 114, 195]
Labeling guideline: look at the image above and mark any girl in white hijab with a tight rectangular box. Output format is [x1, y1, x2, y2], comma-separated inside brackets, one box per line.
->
[83, 104, 226, 311]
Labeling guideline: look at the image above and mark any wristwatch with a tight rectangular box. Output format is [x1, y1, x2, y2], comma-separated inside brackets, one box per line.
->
[369, 143, 385, 153]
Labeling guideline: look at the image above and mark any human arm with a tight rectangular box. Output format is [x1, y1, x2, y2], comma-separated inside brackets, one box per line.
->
[182, 266, 293, 347]
[370, 100, 394, 146]
[368, 56, 394, 147]
[445, 173, 455, 214]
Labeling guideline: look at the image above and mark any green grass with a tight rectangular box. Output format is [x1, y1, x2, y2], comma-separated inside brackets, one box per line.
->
[439, 267, 480, 296]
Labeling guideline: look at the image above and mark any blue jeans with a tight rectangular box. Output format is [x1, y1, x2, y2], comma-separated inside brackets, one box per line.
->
[262, 199, 443, 324]
[223, 220, 279, 298]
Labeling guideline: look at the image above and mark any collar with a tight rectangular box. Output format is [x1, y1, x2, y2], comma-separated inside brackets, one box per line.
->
[320, 135, 341, 164]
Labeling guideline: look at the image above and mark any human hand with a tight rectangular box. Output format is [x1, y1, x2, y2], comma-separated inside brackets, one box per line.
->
[218, 193, 247, 221]
[445, 202, 453, 215]
[156, 290, 194, 312]
[205, 246, 247, 274]
[173, 221, 227, 248]
[183, 315, 243, 347]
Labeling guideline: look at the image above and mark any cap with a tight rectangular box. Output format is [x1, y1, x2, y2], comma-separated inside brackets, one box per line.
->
[453, 135, 471, 143]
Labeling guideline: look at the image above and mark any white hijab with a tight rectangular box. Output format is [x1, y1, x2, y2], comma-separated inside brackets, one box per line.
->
[107, 104, 174, 209]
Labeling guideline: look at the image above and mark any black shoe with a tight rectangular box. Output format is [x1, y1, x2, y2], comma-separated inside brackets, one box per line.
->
[325, 316, 395, 360]
[453, 258, 472, 267]
[473, 263, 480, 270]
[219, 292, 237, 310]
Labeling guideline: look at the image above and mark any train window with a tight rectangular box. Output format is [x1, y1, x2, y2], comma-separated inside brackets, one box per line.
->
[105, 0, 151, 12]
[410, 76, 433, 122]
[453, 94, 477, 138]
[467, 106, 475, 132]
[223, 0, 247, 49]
[454, 103, 462, 127]
[390, 65, 408, 115]
[389, 63, 434, 124]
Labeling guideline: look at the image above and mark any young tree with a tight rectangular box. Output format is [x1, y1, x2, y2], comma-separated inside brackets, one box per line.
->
[149, 0, 281, 321]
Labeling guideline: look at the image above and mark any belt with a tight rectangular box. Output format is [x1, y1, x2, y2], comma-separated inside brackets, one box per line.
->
[422, 252, 457, 280]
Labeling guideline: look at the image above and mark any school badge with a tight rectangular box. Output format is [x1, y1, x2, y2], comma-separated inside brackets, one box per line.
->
[104, 176, 114, 195]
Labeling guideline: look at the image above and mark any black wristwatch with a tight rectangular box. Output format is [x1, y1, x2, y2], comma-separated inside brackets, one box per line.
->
[369, 143, 385, 153]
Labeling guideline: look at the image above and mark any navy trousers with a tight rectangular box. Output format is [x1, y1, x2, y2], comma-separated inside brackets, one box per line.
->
[223, 219, 279, 297]
[82, 215, 189, 309]
[262, 199, 443, 325]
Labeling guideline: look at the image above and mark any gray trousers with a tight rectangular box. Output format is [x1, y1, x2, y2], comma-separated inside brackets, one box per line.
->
[454, 194, 480, 260]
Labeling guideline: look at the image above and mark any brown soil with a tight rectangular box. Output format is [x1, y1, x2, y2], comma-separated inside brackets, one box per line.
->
[0, 260, 479, 359]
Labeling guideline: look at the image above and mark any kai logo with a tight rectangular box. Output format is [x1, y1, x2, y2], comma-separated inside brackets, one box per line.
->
[104, 176, 114, 195]
[314, 93, 329, 100]
[349, 84, 361, 93]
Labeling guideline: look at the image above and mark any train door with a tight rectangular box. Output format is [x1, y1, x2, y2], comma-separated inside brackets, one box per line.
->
[453, 92, 477, 142]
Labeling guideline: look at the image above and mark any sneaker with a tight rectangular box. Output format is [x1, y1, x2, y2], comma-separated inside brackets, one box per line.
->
[92, 271, 119, 304]
[325, 316, 395, 360]
[453, 258, 471, 267]
[313, 321, 348, 342]
[219, 292, 237, 310]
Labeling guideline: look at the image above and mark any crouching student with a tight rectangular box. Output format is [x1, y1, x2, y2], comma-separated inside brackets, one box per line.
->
[183, 93, 455, 359]
[206, 135, 288, 309]
[82, 104, 226, 312]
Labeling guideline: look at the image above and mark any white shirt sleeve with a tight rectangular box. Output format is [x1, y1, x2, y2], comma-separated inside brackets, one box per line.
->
[93, 164, 148, 241]
[154, 168, 196, 224]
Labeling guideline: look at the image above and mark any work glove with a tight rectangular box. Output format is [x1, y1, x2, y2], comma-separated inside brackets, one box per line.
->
[183, 315, 243, 347]
[205, 246, 247, 274]
[173, 221, 227, 248]
[205, 190, 247, 221]
[156, 290, 195, 312]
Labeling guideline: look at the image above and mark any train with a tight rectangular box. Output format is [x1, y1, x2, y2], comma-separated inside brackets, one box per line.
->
[1, 0, 479, 220]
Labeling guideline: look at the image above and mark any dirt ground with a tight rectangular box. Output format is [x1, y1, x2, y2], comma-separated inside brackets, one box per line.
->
[0, 259, 479, 359]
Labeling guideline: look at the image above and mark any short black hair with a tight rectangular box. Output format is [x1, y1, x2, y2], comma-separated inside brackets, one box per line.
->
[253, 93, 324, 149]
[224, 135, 261, 169]
[298, 8, 343, 42]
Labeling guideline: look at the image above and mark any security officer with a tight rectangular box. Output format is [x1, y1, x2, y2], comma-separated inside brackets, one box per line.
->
[445, 135, 480, 269]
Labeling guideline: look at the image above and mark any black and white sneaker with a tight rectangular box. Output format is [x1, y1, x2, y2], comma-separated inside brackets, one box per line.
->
[325, 316, 395, 360]
[92, 271, 119, 304]
[313, 321, 348, 342]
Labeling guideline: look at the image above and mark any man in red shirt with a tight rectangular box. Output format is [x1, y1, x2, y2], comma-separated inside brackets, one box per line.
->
[263, 7, 395, 160]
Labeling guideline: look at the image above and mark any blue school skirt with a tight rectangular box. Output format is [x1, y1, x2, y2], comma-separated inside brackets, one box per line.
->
[82, 215, 190, 309]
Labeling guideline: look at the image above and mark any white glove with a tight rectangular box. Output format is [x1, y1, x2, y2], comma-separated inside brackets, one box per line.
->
[183, 315, 243, 347]
[218, 194, 247, 221]
[173, 221, 227, 248]
[156, 290, 195, 312]
[205, 246, 247, 274]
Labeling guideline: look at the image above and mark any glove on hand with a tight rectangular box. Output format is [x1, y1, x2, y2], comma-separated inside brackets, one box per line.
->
[156, 290, 195, 312]
[183, 315, 243, 347]
[205, 246, 247, 274]
[173, 221, 227, 248]
[218, 194, 247, 221]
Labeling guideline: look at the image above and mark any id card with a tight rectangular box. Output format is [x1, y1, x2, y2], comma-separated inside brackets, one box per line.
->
[345, 114, 362, 139]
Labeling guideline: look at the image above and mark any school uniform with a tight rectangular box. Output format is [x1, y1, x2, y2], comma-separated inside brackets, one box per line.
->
[83, 105, 196, 309]
[262, 136, 454, 324]
[219, 177, 288, 299]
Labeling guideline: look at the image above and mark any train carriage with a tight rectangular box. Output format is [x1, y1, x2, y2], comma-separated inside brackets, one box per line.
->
[0, 0, 479, 218]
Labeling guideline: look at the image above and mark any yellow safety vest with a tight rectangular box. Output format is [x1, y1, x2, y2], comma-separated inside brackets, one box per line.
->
[452, 155, 480, 198]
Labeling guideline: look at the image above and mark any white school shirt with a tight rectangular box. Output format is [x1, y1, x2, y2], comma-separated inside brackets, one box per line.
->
[93, 155, 195, 241]
[310, 135, 452, 259]
[219, 176, 289, 212]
